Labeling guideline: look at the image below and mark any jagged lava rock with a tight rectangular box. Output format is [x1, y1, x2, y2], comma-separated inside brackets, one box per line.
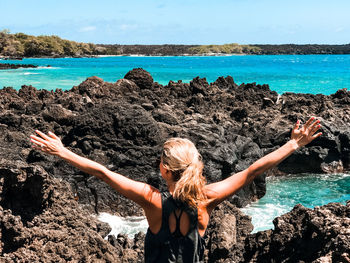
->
[0, 160, 120, 262]
[124, 68, 154, 89]
[243, 202, 350, 263]
[0, 68, 349, 261]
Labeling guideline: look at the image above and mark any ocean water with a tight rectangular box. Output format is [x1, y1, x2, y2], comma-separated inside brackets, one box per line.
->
[98, 173, 349, 238]
[98, 213, 148, 238]
[241, 173, 350, 233]
[1, 55, 350, 94]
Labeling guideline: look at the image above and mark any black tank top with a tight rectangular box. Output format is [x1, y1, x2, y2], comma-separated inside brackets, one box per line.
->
[144, 192, 205, 263]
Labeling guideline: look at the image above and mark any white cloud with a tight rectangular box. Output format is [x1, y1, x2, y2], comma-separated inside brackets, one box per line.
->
[335, 27, 344, 32]
[79, 26, 96, 32]
[119, 24, 138, 31]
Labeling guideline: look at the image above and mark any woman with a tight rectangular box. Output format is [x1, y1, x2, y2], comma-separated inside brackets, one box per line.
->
[30, 117, 321, 262]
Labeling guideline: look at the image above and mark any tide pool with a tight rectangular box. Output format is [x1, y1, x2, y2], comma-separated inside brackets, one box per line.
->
[1, 55, 350, 94]
[242, 173, 350, 233]
[98, 173, 349, 238]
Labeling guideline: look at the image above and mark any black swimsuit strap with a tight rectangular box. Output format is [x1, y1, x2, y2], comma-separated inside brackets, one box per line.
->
[174, 209, 184, 236]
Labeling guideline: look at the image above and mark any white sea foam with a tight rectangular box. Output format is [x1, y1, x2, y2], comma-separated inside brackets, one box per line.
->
[97, 212, 148, 238]
[23, 72, 40, 75]
[241, 202, 290, 233]
[37, 66, 59, 69]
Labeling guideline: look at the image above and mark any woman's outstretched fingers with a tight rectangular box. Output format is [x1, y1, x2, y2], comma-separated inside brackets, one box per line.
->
[303, 117, 315, 129]
[290, 116, 322, 148]
[36, 130, 51, 140]
[310, 121, 321, 135]
[294, 120, 300, 131]
[312, 132, 322, 139]
[30, 134, 47, 146]
[30, 130, 65, 156]
[48, 131, 59, 140]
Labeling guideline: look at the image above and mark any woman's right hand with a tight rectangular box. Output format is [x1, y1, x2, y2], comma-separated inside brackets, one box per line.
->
[290, 117, 322, 148]
[30, 130, 66, 157]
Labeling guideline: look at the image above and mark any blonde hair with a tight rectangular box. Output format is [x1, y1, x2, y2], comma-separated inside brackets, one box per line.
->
[161, 138, 207, 207]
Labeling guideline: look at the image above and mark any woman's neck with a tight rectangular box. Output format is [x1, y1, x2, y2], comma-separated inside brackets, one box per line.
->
[166, 181, 176, 195]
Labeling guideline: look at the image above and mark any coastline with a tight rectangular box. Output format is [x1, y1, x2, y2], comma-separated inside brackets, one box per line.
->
[2, 55, 349, 95]
[2, 49, 350, 60]
[0, 53, 247, 59]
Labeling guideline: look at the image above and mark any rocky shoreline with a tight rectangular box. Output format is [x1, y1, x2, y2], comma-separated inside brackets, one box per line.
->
[0, 69, 349, 261]
[0, 63, 39, 70]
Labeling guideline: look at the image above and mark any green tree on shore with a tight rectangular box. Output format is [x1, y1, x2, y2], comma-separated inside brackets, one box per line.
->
[0, 30, 100, 58]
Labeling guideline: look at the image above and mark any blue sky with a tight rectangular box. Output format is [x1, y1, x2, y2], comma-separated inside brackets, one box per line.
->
[1, 0, 349, 44]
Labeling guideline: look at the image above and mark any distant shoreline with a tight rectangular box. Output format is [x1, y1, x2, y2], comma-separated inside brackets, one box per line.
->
[1, 31, 350, 59]
[2, 53, 350, 61]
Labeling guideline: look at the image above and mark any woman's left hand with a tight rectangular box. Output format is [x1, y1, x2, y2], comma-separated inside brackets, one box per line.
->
[290, 117, 322, 148]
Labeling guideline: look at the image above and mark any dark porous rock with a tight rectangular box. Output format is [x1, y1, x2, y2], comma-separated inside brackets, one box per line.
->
[41, 104, 76, 125]
[0, 63, 38, 70]
[205, 201, 253, 263]
[0, 69, 349, 261]
[190, 76, 209, 95]
[96, 221, 112, 238]
[114, 78, 140, 94]
[0, 160, 120, 262]
[72, 76, 110, 98]
[124, 68, 154, 89]
[242, 202, 350, 263]
[339, 131, 350, 169]
[212, 76, 238, 90]
[1, 68, 349, 216]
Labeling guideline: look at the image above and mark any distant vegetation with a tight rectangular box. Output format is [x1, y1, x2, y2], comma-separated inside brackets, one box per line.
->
[98, 43, 261, 55]
[97, 44, 197, 56]
[0, 29, 104, 57]
[189, 43, 262, 54]
[1, 30, 350, 58]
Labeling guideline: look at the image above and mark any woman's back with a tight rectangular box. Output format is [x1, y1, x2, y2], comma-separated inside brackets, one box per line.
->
[144, 191, 205, 263]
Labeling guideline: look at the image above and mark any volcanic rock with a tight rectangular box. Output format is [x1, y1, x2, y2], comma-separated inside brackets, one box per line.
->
[0, 160, 120, 262]
[242, 202, 350, 263]
[0, 68, 349, 261]
[0, 63, 38, 70]
[124, 68, 154, 89]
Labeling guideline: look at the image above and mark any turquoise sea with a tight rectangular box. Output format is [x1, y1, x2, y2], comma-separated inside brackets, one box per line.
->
[1, 55, 350, 94]
[241, 173, 349, 232]
[1, 55, 349, 235]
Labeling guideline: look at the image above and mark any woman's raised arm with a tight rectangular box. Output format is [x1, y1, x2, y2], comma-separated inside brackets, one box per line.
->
[205, 117, 322, 208]
[30, 130, 159, 209]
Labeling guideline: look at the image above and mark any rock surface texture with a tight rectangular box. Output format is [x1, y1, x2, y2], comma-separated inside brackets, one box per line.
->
[243, 202, 350, 263]
[0, 160, 119, 262]
[0, 68, 349, 261]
